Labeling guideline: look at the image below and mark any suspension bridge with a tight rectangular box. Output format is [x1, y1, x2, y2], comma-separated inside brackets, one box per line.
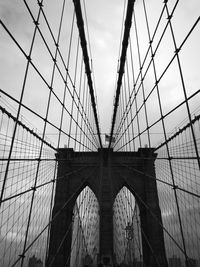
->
[0, 0, 200, 266]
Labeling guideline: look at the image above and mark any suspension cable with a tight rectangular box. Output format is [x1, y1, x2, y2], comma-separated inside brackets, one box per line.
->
[72, 0, 102, 148]
[109, 0, 135, 148]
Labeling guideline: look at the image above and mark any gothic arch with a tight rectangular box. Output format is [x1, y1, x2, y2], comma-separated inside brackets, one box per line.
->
[47, 148, 168, 267]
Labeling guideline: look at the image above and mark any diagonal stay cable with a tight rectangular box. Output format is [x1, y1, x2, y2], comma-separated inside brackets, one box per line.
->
[0, 89, 95, 151]
[118, 162, 200, 199]
[48, 219, 73, 267]
[113, 4, 166, 139]
[11, 165, 98, 267]
[113, 9, 200, 150]
[0, 105, 56, 151]
[0, 20, 98, 150]
[0, 165, 91, 204]
[116, 171, 187, 257]
[115, 89, 200, 151]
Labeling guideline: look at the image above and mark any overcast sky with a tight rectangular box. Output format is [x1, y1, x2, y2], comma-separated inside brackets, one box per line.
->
[0, 1, 200, 265]
[0, 0, 200, 141]
[0, 0, 125, 137]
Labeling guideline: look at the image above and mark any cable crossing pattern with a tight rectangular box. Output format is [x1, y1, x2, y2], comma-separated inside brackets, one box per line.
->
[0, 0, 200, 266]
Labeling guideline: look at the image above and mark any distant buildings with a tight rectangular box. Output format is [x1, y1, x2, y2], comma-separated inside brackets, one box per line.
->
[187, 258, 198, 267]
[134, 260, 143, 267]
[168, 255, 198, 267]
[28, 255, 43, 267]
[168, 255, 182, 267]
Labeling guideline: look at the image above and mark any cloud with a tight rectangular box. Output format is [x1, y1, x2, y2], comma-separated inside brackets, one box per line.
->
[5, 231, 25, 243]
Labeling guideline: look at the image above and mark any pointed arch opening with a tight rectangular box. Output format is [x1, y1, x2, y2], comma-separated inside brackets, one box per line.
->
[70, 186, 99, 267]
[113, 186, 143, 266]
